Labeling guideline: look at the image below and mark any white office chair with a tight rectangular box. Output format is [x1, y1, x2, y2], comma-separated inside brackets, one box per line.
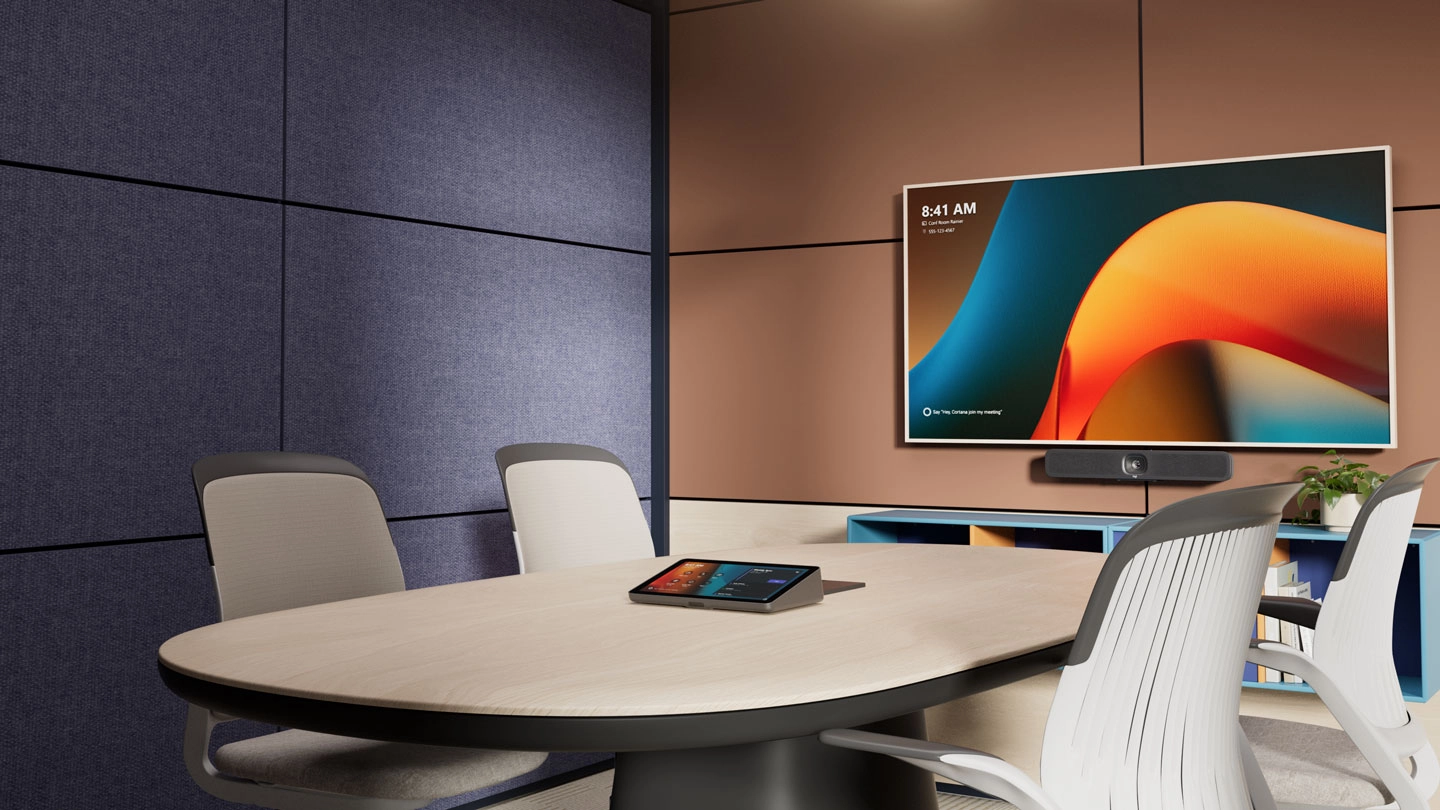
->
[185, 452, 545, 810]
[495, 443, 655, 573]
[821, 482, 1300, 810]
[1243, 458, 1440, 810]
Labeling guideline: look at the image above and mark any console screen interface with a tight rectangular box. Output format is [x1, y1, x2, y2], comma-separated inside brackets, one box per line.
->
[633, 561, 812, 602]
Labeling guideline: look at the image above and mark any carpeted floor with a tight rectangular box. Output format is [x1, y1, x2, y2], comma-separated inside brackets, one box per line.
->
[487, 771, 1011, 809]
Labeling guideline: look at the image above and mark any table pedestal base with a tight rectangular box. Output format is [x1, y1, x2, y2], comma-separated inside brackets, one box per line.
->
[610, 712, 939, 810]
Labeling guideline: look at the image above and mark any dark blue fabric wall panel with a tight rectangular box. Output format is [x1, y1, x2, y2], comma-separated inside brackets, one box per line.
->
[0, 168, 282, 549]
[391, 512, 521, 588]
[0, 0, 283, 197]
[0, 539, 236, 809]
[390, 505, 655, 591]
[285, 208, 650, 519]
[287, 0, 650, 251]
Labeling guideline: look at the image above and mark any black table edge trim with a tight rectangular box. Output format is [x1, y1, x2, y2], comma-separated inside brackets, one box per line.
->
[159, 642, 1069, 752]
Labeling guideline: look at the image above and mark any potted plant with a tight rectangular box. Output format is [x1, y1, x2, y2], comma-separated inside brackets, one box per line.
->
[1295, 450, 1388, 531]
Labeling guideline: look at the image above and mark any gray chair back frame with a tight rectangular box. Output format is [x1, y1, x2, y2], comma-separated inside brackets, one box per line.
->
[1314, 458, 1438, 729]
[1244, 458, 1440, 810]
[1039, 482, 1299, 810]
[822, 482, 1299, 810]
[182, 451, 543, 810]
[495, 442, 655, 573]
[192, 451, 406, 621]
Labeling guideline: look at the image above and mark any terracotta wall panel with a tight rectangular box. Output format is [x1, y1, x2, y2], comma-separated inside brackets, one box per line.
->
[1143, 0, 1440, 207]
[670, 0, 1439, 526]
[1147, 210, 1440, 524]
[670, 244, 1146, 514]
[670, 0, 1141, 252]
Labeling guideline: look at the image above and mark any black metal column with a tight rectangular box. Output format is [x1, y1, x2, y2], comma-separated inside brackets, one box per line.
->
[610, 712, 938, 810]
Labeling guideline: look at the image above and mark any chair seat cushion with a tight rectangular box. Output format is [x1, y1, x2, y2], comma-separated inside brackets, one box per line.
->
[1240, 714, 1391, 807]
[214, 729, 546, 800]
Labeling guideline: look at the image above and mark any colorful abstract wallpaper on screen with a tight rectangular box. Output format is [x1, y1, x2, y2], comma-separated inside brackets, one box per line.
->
[904, 148, 1394, 447]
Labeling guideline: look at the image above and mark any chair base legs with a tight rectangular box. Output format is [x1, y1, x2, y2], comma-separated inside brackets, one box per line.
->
[610, 711, 939, 810]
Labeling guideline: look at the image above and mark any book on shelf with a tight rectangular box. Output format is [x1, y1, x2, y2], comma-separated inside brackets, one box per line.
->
[1276, 580, 1312, 684]
[1257, 560, 1299, 683]
[1298, 596, 1321, 659]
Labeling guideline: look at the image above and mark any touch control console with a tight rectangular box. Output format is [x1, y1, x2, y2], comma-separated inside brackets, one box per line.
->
[628, 559, 826, 613]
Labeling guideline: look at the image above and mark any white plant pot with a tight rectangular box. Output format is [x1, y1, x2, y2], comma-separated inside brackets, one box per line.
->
[1322, 493, 1366, 532]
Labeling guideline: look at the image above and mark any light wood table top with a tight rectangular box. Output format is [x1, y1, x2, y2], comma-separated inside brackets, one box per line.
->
[160, 543, 1104, 719]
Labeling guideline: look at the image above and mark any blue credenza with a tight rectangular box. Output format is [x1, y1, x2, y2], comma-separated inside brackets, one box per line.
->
[848, 509, 1440, 702]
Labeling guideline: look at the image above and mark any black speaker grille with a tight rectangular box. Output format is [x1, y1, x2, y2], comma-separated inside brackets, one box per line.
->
[1044, 449, 1232, 482]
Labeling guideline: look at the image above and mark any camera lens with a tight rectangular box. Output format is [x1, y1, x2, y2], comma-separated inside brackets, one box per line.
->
[1122, 454, 1148, 476]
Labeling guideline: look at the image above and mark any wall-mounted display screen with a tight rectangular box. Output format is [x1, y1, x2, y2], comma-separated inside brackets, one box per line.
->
[904, 147, 1395, 447]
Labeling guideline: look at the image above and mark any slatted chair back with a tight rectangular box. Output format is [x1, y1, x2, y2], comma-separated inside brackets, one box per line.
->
[1312, 458, 1438, 730]
[1040, 483, 1298, 810]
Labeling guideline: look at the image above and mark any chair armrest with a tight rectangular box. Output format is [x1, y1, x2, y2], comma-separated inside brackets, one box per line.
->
[183, 704, 423, 810]
[819, 729, 1063, 810]
[1255, 595, 1320, 628]
[819, 728, 992, 760]
[1247, 641, 1433, 810]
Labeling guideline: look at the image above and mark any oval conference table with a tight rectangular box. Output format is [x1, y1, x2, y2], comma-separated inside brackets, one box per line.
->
[159, 543, 1104, 810]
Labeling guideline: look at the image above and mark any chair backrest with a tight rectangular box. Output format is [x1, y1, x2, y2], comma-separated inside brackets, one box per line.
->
[495, 443, 655, 574]
[192, 452, 406, 621]
[1312, 458, 1438, 730]
[1040, 482, 1298, 810]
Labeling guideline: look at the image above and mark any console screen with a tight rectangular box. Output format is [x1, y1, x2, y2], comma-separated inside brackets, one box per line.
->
[631, 559, 815, 602]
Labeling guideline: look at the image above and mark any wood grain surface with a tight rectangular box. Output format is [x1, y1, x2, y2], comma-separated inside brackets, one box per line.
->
[159, 544, 1104, 718]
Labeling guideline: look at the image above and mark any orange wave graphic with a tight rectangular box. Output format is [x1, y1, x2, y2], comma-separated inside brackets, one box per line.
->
[1032, 201, 1387, 441]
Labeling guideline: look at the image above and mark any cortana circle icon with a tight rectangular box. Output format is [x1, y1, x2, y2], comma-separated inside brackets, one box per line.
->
[922, 407, 932, 417]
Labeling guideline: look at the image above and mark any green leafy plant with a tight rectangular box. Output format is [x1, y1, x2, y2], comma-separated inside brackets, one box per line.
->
[1294, 450, 1388, 522]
